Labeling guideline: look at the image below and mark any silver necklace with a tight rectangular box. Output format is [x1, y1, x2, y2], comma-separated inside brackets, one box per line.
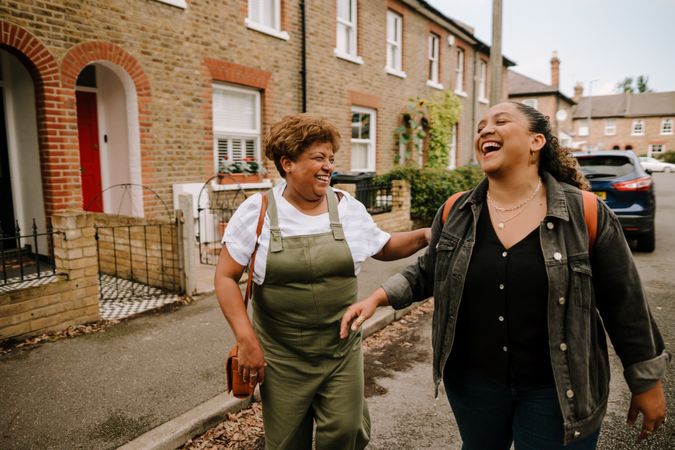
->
[487, 177, 542, 230]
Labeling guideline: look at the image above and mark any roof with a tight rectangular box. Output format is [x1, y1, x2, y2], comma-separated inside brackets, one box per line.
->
[415, 0, 516, 67]
[573, 92, 675, 119]
[507, 71, 575, 104]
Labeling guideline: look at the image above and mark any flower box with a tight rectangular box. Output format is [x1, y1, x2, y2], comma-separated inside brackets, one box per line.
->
[216, 173, 264, 185]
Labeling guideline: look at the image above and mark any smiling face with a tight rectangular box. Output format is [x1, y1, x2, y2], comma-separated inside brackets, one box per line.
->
[474, 102, 545, 176]
[281, 141, 335, 201]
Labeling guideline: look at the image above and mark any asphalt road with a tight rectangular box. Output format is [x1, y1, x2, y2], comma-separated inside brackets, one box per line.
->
[366, 172, 675, 450]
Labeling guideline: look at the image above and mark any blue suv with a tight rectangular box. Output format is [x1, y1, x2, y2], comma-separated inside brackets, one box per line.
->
[573, 150, 656, 252]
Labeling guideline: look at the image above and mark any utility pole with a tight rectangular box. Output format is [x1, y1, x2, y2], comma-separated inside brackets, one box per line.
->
[586, 79, 598, 150]
[489, 0, 503, 105]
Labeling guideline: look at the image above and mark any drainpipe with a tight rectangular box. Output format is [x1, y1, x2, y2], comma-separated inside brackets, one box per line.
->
[300, 0, 307, 112]
[471, 47, 478, 165]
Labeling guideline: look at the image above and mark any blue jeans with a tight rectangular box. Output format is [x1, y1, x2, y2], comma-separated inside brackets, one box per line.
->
[443, 370, 600, 450]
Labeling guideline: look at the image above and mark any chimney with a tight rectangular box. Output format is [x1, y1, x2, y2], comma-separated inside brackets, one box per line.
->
[574, 81, 584, 102]
[550, 51, 560, 90]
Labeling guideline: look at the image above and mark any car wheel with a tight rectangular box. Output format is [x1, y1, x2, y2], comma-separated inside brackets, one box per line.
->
[636, 228, 655, 252]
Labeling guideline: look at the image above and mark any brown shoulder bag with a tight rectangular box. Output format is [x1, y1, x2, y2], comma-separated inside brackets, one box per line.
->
[226, 192, 268, 398]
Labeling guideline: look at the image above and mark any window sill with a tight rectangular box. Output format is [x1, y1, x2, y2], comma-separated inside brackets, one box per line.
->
[245, 19, 290, 41]
[152, 0, 186, 8]
[631, 133, 645, 137]
[426, 80, 444, 90]
[478, 97, 489, 104]
[334, 49, 364, 65]
[454, 90, 468, 98]
[385, 67, 407, 79]
[660, 132, 673, 136]
[211, 179, 273, 191]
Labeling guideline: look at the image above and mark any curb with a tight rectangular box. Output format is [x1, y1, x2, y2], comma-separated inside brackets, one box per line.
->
[119, 301, 427, 450]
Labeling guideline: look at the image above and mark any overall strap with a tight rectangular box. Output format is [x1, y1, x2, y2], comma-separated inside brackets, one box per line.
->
[326, 186, 345, 240]
[265, 188, 283, 253]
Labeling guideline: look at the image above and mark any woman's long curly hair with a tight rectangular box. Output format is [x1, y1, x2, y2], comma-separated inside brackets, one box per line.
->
[513, 102, 590, 190]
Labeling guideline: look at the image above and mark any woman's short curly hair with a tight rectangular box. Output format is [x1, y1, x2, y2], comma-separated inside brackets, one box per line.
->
[513, 102, 590, 190]
[264, 114, 341, 178]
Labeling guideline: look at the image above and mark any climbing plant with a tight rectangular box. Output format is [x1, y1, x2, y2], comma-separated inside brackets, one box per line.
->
[395, 91, 462, 168]
[426, 90, 462, 168]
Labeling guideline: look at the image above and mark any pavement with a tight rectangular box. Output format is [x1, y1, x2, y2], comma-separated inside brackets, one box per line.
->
[1, 250, 425, 450]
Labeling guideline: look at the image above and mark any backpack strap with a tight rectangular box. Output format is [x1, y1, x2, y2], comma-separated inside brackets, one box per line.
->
[581, 190, 598, 251]
[441, 191, 466, 225]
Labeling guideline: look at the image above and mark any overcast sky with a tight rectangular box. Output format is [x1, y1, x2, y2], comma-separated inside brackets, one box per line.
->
[427, 0, 675, 97]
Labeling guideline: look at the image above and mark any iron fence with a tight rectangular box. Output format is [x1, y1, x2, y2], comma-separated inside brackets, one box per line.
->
[0, 219, 64, 289]
[355, 181, 394, 215]
[95, 220, 181, 300]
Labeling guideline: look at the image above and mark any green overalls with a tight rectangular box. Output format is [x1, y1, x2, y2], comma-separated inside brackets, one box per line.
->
[252, 187, 370, 450]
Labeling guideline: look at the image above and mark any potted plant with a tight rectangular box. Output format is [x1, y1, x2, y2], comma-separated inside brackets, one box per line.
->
[217, 157, 265, 184]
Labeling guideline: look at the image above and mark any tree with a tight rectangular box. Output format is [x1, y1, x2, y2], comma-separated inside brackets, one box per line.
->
[616, 75, 652, 93]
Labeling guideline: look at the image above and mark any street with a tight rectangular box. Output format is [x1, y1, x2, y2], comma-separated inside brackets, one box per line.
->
[366, 172, 675, 450]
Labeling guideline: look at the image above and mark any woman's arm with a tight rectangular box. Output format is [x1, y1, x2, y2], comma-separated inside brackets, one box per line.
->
[372, 228, 432, 261]
[214, 246, 266, 387]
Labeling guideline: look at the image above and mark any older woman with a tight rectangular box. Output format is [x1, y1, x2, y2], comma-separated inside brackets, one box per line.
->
[342, 102, 668, 449]
[214, 114, 430, 450]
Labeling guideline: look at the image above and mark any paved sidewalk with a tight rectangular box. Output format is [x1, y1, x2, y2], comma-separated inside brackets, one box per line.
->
[1, 252, 423, 450]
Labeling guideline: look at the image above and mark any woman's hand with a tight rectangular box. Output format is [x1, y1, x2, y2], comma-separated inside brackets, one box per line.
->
[627, 380, 667, 441]
[237, 334, 266, 387]
[340, 288, 390, 339]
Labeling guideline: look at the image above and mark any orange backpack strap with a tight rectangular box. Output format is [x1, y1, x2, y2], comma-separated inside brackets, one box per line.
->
[581, 190, 598, 251]
[442, 191, 466, 225]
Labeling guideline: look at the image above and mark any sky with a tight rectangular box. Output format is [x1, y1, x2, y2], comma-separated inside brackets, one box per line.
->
[426, 0, 675, 98]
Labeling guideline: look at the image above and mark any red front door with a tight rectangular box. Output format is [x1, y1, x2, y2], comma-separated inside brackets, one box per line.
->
[76, 91, 103, 212]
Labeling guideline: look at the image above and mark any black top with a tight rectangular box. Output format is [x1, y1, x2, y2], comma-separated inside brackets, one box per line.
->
[448, 205, 554, 388]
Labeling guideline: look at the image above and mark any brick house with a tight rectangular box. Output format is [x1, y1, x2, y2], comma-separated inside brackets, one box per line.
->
[571, 90, 675, 156]
[1, 0, 512, 225]
[508, 52, 675, 156]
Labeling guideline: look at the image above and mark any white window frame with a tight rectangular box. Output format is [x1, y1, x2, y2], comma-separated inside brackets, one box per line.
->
[661, 118, 673, 135]
[152, 0, 186, 8]
[447, 123, 458, 170]
[578, 120, 589, 137]
[632, 119, 644, 136]
[246, 0, 289, 40]
[521, 99, 538, 109]
[351, 106, 376, 172]
[427, 33, 441, 87]
[385, 10, 406, 78]
[604, 119, 616, 136]
[334, 0, 362, 64]
[478, 60, 488, 103]
[649, 144, 665, 156]
[212, 83, 262, 174]
[454, 48, 465, 95]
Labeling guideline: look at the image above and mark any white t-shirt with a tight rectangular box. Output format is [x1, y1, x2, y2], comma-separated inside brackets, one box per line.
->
[222, 182, 391, 284]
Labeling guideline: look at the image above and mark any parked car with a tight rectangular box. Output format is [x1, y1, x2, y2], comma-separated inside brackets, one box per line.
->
[638, 156, 675, 173]
[573, 150, 656, 252]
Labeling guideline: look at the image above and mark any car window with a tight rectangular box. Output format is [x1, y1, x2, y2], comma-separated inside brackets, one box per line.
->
[576, 156, 635, 177]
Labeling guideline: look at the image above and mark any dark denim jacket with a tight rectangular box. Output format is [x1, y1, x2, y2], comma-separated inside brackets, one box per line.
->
[382, 172, 669, 444]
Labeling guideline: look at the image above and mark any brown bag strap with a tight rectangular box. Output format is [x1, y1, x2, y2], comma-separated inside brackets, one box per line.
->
[244, 192, 268, 308]
[581, 190, 598, 251]
[442, 191, 466, 225]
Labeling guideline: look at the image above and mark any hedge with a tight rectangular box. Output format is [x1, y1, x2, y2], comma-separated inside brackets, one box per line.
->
[374, 165, 484, 225]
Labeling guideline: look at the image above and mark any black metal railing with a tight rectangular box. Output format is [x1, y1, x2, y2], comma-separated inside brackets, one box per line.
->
[0, 219, 64, 289]
[95, 221, 181, 300]
[355, 181, 394, 215]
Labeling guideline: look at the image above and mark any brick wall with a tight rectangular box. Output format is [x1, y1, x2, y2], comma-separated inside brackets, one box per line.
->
[0, 212, 99, 340]
[2, 0, 501, 219]
[578, 116, 675, 154]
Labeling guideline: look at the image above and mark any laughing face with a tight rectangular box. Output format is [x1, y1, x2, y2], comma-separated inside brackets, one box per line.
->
[282, 141, 335, 201]
[474, 102, 544, 175]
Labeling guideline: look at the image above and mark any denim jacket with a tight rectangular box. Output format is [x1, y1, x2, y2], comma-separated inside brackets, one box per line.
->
[382, 172, 669, 444]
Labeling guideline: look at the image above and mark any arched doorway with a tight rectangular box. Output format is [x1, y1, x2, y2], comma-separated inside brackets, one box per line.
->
[0, 49, 46, 245]
[75, 62, 142, 216]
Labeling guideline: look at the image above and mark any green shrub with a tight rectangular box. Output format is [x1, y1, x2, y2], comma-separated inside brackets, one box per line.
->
[375, 165, 484, 225]
[658, 151, 675, 163]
